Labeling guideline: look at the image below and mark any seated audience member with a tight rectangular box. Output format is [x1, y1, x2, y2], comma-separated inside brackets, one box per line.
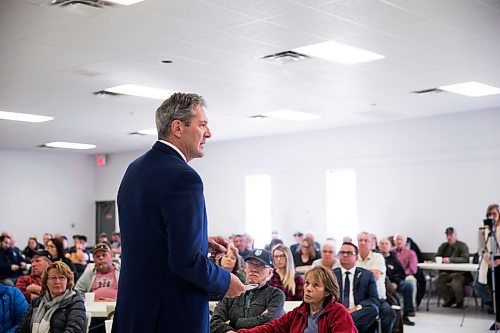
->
[264, 231, 280, 251]
[75, 243, 119, 301]
[370, 234, 379, 253]
[17, 261, 85, 332]
[97, 233, 109, 244]
[45, 238, 77, 278]
[210, 249, 285, 333]
[0, 284, 28, 332]
[66, 235, 90, 279]
[312, 240, 339, 270]
[111, 232, 121, 255]
[293, 237, 319, 268]
[0, 235, 26, 286]
[379, 238, 415, 326]
[42, 233, 53, 247]
[434, 227, 471, 308]
[15, 250, 51, 301]
[394, 233, 418, 311]
[343, 236, 353, 243]
[238, 265, 357, 333]
[268, 244, 304, 301]
[58, 235, 70, 253]
[290, 232, 304, 254]
[244, 233, 255, 252]
[333, 242, 379, 333]
[217, 246, 246, 283]
[234, 234, 251, 259]
[304, 231, 321, 255]
[477, 204, 499, 316]
[356, 232, 396, 333]
[22, 237, 43, 262]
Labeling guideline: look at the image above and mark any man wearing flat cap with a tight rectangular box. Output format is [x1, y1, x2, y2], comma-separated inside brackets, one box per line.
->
[211, 249, 285, 333]
[433, 227, 471, 308]
[15, 249, 51, 301]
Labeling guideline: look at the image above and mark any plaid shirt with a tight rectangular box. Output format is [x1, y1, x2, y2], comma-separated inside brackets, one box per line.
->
[268, 271, 304, 301]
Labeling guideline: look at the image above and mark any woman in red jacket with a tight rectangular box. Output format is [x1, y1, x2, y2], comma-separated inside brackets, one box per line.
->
[238, 265, 357, 333]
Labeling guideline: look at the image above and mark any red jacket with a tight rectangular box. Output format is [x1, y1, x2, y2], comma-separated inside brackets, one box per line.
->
[237, 301, 357, 333]
[15, 275, 42, 300]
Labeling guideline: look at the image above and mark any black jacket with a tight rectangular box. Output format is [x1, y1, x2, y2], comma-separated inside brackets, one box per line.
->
[16, 292, 85, 333]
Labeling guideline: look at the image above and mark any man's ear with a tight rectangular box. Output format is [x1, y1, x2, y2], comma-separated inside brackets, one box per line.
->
[171, 120, 183, 138]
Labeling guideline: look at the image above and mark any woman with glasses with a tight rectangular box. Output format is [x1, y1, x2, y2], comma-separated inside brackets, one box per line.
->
[216, 246, 246, 283]
[293, 237, 318, 268]
[237, 265, 357, 333]
[17, 261, 86, 332]
[268, 244, 304, 301]
[45, 238, 77, 279]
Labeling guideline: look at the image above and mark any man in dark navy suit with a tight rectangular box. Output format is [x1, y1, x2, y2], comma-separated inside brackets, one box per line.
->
[113, 93, 245, 333]
[333, 242, 379, 333]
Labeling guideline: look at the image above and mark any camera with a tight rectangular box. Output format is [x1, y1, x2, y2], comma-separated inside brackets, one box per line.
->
[484, 218, 496, 227]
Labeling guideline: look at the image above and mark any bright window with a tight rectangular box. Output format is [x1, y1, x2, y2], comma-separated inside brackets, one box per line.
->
[326, 169, 358, 244]
[245, 174, 271, 248]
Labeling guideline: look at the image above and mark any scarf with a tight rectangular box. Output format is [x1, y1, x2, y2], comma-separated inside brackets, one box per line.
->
[31, 289, 75, 333]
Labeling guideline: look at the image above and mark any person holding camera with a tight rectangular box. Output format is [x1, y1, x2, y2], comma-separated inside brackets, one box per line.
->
[478, 204, 500, 330]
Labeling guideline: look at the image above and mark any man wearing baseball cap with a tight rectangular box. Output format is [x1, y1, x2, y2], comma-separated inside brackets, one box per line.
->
[433, 227, 471, 308]
[15, 249, 51, 301]
[211, 249, 285, 333]
[75, 243, 120, 301]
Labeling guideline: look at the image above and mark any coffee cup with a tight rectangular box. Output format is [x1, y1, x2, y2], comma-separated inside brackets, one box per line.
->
[435, 256, 443, 264]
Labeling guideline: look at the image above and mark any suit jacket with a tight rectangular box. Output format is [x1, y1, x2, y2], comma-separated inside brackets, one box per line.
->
[333, 267, 379, 308]
[112, 141, 230, 333]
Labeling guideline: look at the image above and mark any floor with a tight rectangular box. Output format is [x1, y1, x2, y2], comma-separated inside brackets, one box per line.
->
[406, 296, 494, 333]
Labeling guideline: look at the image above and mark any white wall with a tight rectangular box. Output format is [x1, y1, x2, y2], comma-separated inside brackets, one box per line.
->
[3, 108, 499, 253]
[0, 149, 96, 245]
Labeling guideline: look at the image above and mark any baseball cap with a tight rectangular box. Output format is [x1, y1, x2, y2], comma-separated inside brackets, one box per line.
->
[32, 249, 52, 260]
[293, 231, 304, 237]
[93, 243, 112, 254]
[245, 249, 273, 268]
[445, 227, 455, 235]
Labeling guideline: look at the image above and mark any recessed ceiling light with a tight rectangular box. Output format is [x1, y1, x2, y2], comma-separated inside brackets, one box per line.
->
[0, 111, 53, 123]
[108, 0, 145, 5]
[104, 84, 174, 100]
[137, 128, 157, 136]
[293, 41, 385, 65]
[43, 142, 96, 150]
[438, 81, 500, 97]
[262, 110, 320, 121]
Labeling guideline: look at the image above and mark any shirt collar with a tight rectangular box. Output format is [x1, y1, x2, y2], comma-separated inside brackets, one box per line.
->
[158, 140, 187, 162]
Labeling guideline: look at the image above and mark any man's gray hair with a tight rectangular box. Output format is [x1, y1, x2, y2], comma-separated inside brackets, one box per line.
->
[155, 92, 206, 139]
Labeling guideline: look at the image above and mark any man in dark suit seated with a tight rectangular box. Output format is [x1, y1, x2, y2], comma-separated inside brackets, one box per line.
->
[334, 242, 379, 333]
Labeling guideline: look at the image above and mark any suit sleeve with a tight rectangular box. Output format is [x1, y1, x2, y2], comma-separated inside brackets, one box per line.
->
[359, 271, 380, 308]
[163, 168, 230, 295]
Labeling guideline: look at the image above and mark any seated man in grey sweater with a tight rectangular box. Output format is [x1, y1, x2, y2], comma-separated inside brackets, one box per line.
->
[210, 249, 285, 333]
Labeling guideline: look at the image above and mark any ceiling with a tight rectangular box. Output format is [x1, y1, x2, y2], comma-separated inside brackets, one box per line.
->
[1, 0, 500, 154]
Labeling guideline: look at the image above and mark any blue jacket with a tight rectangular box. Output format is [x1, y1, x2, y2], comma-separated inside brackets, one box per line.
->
[0, 284, 28, 333]
[113, 141, 230, 333]
[333, 267, 380, 308]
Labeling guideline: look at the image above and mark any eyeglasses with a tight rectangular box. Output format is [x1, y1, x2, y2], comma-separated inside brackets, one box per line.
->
[338, 251, 356, 256]
[322, 250, 334, 254]
[246, 261, 267, 269]
[45, 244, 55, 249]
[48, 276, 67, 282]
[273, 255, 286, 260]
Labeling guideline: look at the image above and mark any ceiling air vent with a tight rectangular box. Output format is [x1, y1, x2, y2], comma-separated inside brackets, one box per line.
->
[259, 51, 310, 65]
[411, 88, 445, 95]
[50, 0, 115, 8]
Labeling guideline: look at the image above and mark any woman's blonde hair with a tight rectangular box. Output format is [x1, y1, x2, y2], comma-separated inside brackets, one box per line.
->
[305, 265, 340, 303]
[41, 261, 75, 295]
[273, 244, 297, 295]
